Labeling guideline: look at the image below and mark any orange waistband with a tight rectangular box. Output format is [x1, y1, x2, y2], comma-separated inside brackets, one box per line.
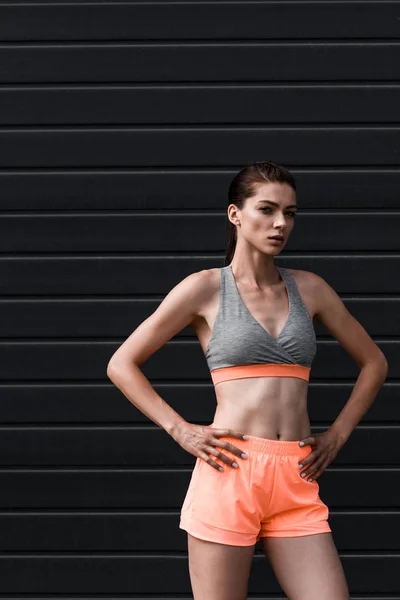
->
[210, 363, 311, 386]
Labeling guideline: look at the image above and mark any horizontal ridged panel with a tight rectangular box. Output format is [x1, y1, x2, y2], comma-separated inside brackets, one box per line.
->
[0, 44, 399, 83]
[0, 85, 399, 124]
[0, 128, 399, 167]
[0, 169, 399, 210]
[0, 2, 399, 41]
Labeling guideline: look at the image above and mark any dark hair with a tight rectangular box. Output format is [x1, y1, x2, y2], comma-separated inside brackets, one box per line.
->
[224, 160, 296, 266]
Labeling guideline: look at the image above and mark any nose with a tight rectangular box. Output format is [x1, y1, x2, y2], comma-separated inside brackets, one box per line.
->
[273, 214, 287, 229]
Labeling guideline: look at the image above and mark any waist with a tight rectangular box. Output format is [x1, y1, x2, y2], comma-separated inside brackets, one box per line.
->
[208, 426, 311, 456]
[210, 363, 311, 386]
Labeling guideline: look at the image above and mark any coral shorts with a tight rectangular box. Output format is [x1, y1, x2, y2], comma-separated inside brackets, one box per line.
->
[179, 428, 331, 546]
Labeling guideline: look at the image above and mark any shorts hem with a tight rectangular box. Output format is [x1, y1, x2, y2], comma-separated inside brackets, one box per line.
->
[258, 524, 332, 539]
[179, 518, 257, 547]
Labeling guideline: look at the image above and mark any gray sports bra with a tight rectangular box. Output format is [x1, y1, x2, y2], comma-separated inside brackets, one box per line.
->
[205, 264, 317, 386]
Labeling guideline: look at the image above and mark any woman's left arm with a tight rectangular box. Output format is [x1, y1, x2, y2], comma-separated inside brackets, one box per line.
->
[297, 271, 389, 481]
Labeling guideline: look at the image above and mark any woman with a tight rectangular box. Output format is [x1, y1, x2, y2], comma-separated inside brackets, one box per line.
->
[107, 161, 388, 600]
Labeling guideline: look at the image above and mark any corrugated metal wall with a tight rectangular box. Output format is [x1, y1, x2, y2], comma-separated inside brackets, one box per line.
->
[0, 1, 398, 597]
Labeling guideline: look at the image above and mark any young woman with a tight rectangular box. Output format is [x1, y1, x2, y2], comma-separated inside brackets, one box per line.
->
[107, 161, 388, 600]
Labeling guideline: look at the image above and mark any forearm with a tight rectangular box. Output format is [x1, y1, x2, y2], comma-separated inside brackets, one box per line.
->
[107, 361, 188, 440]
[329, 357, 388, 444]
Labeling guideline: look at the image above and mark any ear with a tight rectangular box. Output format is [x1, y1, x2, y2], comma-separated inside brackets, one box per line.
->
[227, 204, 241, 227]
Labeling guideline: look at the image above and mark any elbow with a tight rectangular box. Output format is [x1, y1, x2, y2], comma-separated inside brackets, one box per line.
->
[107, 358, 120, 381]
[374, 350, 389, 380]
[361, 350, 388, 381]
[377, 347, 389, 369]
[380, 354, 389, 379]
[107, 356, 135, 381]
[106, 363, 115, 381]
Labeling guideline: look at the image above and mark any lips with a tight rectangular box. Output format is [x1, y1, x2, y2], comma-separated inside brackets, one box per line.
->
[269, 236, 284, 241]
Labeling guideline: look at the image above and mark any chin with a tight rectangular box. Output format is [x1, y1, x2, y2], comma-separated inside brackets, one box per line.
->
[265, 244, 284, 254]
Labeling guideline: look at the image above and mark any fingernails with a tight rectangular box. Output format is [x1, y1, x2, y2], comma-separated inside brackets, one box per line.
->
[218, 466, 224, 471]
[232, 462, 238, 468]
[242, 435, 249, 440]
[299, 441, 305, 446]
[298, 463, 303, 469]
[241, 453, 247, 459]
[301, 472, 306, 477]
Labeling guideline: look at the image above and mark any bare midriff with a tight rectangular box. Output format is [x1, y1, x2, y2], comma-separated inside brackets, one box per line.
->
[211, 372, 311, 441]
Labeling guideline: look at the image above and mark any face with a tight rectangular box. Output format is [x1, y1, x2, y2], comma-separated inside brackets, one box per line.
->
[228, 182, 297, 254]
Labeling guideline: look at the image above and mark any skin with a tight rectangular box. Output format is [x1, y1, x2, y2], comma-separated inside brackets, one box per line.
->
[107, 180, 388, 599]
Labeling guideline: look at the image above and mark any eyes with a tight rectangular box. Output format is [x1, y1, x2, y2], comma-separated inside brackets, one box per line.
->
[260, 207, 297, 218]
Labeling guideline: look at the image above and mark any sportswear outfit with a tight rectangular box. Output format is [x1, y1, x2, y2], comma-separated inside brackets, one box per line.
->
[179, 265, 331, 545]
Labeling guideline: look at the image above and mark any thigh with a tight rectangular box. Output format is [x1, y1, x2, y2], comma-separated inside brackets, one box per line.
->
[188, 533, 255, 600]
[261, 532, 349, 600]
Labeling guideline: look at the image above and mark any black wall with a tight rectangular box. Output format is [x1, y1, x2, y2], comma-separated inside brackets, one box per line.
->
[0, 1, 399, 597]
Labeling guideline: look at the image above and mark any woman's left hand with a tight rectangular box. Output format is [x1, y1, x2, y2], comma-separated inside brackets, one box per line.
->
[297, 429, 345, 482]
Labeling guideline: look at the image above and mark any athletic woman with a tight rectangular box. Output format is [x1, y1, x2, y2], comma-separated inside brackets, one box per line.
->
[107, 161, 388, 600]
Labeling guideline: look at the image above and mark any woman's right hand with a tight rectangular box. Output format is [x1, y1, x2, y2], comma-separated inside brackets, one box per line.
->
[173, 422, 249, 471]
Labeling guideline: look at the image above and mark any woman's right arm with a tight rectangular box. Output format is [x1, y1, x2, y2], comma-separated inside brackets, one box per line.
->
[106, 269, 248, 470]
[107, 269, 210, 438]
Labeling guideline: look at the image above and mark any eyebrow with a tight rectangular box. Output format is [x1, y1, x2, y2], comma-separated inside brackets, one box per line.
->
[257, 199, 298, 209]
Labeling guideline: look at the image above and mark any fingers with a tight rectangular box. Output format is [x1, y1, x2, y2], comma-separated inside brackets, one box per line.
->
[212, 428, 249, 441]
[209, 436, 247, 456]
[197, 449, 225, 472]
[298, 454, 325, 481]
[209, 433, 248, 458]
[201, 446, 241, 471]
[299, 436, 315, 447]
[201, 428, 249, 471]
[211, 442, 247, 464]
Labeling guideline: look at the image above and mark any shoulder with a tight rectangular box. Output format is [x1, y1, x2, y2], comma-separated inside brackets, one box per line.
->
[180, 267, 221, 312]
[283, 268, 334, 316]
[284, 268, 326, 291]
[185, 267, 220, 292]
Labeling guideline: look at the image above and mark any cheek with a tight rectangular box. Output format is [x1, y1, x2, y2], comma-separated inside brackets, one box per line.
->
[247, 212, 267, 230]
[242, 219, 269, 246]
[240, 211, 271, 237]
